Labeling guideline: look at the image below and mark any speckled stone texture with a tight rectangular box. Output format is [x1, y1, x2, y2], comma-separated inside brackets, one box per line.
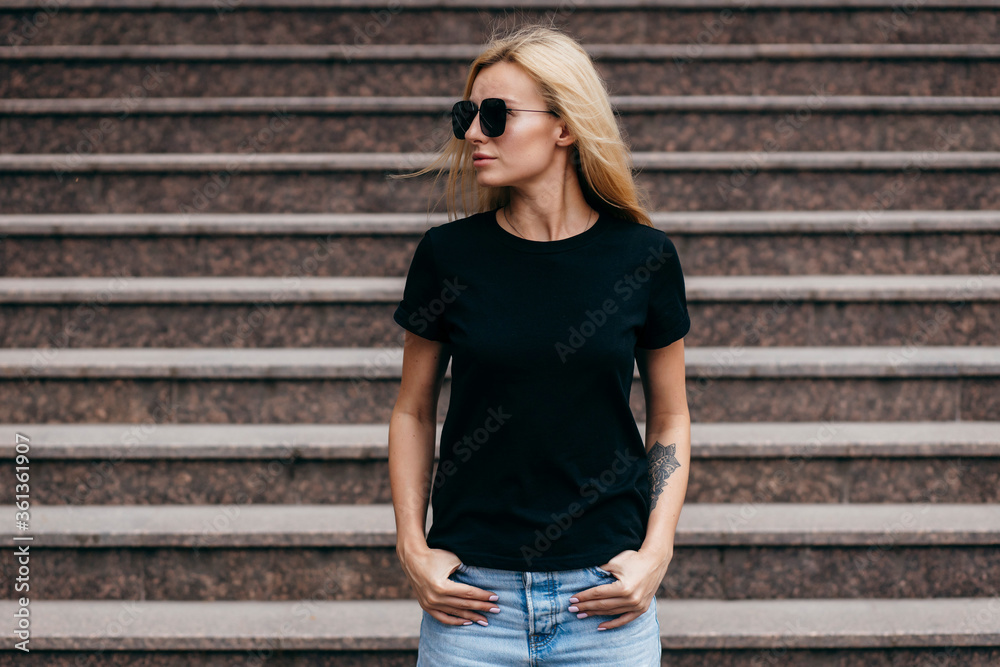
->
[688, 457, 1000, 504]
[3, 233, 998, 278]
[0, 173, 444, 214]
[2, 60, 998, 99]
[0, 378, 408, 424]
[3, 377, 998, 423]
[0, 546, 406, 601]
[5, 112, 999, 154]
[0, 459, 392, 505]
[0, 648, 997, 666]
[617, 113, 1000, 152]
[3, 171, 1000, 214]
[1, 301, 998, 348]
[0, 304, 415, 348]
[0, 8, 996, 46]
[0, 235, 420, 278]
[637, 172, 1000, 214]
[0, 545, 995, 601]
[0, 457, 995, 506]
[673, 233, 1000, 277]
[0, 652, 418, 665]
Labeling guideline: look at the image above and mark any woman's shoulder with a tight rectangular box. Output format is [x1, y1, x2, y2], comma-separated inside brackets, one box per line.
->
[603, 214, 676, 254]
[603, 212, 664, 236]
[424, 209, 494, 241]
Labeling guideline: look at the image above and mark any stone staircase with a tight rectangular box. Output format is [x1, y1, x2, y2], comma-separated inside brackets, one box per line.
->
[1, 1, 999, 664]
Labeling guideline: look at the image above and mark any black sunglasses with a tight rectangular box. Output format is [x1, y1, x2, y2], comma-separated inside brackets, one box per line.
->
[451, 98, 558, 139]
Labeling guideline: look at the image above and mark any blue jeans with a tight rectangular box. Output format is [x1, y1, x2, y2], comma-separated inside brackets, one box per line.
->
[417, 562, 661, 666]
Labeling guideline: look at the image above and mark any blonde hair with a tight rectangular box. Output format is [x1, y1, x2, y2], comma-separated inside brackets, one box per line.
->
[390, 23, 653, 227]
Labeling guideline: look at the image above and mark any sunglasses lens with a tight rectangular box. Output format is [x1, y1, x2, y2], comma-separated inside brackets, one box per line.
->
[452, 100, 476, 139]
[480, 99, 506, 137]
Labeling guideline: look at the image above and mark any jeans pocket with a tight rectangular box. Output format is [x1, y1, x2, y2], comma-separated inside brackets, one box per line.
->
[456, 562, 470, 574]
[588, 565, 615, 578]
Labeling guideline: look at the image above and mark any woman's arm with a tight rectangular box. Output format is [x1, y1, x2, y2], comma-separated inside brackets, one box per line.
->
[389, 330, 451, 559]
[635, 338, 691, 567]
[390, 331, 500, 626]
[571, 338, 690, 631]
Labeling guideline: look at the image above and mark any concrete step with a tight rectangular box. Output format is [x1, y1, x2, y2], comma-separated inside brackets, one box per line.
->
[10, 150, 999, 172]
[2, 210, 997, 277]
[1, 421, 996, 505]
[4, 346, 999, 422]
[1, 274, 999, 347]
[3, 151, 999, 214]
[3, 43, 998, 98]
[9, 501, 999, 547]
[0, 503, 997, 600]
[0, 597, 997, 665]
[5, 94, 999, 153]
[2, 1, 996, 46]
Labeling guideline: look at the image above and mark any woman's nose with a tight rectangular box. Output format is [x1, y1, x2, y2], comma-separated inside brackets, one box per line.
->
[464, 110, 485, 140]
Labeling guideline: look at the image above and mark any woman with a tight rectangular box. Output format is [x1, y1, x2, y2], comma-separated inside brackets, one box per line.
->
[388, 24, 691, 666]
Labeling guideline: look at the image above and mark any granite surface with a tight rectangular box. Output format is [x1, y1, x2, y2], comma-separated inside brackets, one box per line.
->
[1, 502, 994, 546]
[2, 300, 998, 347]
[4, 346, 997, 378]
[3, 376, 998, 423]
[1, 544, 994, 602]
[0, 235, 417, 278]
[1, 456, 996, 505]
[0, 459, 389, 505]
[2, 232, 998, 278]
[0, 646, 1000, 667]
[0, 648, 996, 666]
[2, 60, 997, 99]
[5, 112, 998, 154]
[1, 8, 997, 46]
[3, 171, 999, 214]
[0, 597, 996, 654]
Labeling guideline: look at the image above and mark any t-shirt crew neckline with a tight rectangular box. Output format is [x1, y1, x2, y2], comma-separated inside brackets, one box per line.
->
[486, 206, 610, 254]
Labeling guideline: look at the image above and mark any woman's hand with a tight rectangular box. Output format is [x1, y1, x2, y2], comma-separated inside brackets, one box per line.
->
[567, 548, 672, 630]
[398, 546, 501, 626]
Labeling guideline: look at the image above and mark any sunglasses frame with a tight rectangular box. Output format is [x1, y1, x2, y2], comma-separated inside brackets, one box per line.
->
[451, 98, 558, 139]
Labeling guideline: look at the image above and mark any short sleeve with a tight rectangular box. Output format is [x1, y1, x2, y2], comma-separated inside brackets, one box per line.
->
[635, 235, 691, 349]
[393, 230, 451, 342]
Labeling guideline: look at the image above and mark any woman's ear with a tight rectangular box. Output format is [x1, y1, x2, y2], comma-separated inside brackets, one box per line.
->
[556, 122, 575, 146]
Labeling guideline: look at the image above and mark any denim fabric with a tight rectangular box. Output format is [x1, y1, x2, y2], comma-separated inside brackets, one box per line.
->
[417, 562, 661, 666]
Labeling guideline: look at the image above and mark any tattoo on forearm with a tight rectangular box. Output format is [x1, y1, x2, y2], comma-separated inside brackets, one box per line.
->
[648, 441, 681, 511]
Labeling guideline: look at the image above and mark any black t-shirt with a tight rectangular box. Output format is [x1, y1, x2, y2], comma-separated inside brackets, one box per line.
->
[393, 207, 691, 571]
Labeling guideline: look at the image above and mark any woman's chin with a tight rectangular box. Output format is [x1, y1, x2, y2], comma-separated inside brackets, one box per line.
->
[475, 174, 503, 187]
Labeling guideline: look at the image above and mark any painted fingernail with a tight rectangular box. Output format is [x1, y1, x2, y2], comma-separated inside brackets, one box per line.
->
[568, 605, 578, 612]
[476, 620, 488, 626]
[577, 612, 588, 618]
[597, 626, 607, 631]
[489, 595, 498, 601]
[569, 597, 579, 603]
[463, 620, 473, 625]
[489, 607, 500, 613]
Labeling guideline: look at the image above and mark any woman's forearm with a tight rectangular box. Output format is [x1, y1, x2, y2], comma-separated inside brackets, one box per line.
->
[638, 417, 691, 564]
[389, 411, 438, 557]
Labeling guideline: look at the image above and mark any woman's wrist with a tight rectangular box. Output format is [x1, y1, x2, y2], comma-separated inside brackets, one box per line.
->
[396, 535, 431, 561]
[638, 544, 674, 567]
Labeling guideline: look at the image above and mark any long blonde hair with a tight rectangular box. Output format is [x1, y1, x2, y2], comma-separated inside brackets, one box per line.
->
[389, 23, 653, 227]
